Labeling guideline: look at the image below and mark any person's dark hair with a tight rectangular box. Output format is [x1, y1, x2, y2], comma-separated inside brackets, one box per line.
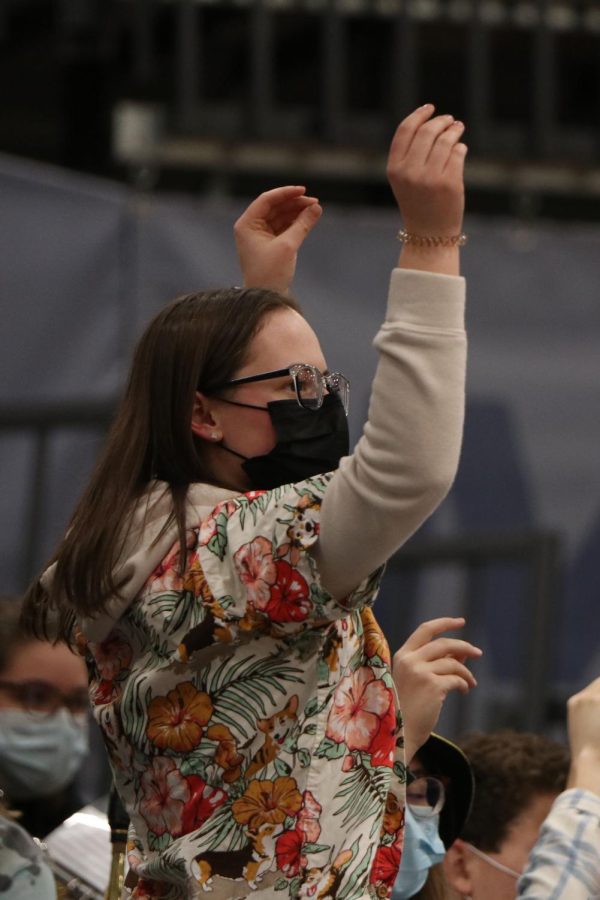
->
[0, 596, 30, 674]
[458, 730, 569, 853]
[21, 287, 300, 642]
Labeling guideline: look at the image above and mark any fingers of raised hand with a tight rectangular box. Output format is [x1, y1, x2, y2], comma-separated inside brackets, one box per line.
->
[248, 185, 308, 217]
[444, 141, 468, 182]
[430, 657, 478, 690]
[387, 117, 468, 212]
[268, 203, 322, 253]
[420, 637, 483, 663]
[441, 674, 474, 696]
[388, 104, 436, 161]
[234, 186, 308, 233]
[397, 617, 466, 653]
[427, 121, 466, 172]
[268, 196, 321, 235]
[399, 114, 458, 168]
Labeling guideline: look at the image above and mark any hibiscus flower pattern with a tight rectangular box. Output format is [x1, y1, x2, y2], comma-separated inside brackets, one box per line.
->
[275, 790, 324, 878]
[233, 535, 277, 608]
[138, 757, 190, 838]
[88, 632, 132, 707]
[232, 776, 303, 830]
[361, 606, 392, 666]
[296, 790, 322, 843]
[84, 476, 400, 900]
[370, 841, 402, 890]
[148, 531, 198, 593]
[146, 682, 213, 753]
[180, 775, 227, 833]
[327, 667, 393, 753]
[92, 632, 132, 682]
[275, 827, 306, 878]
[265, 560, 311, 622]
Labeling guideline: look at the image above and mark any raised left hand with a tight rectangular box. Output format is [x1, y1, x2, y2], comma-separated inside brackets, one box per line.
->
[393, 617, 482, 763]
[234, 186, 322, 295]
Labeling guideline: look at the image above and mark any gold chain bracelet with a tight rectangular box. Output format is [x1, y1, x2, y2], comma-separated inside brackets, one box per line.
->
[397, 229, 468, 248]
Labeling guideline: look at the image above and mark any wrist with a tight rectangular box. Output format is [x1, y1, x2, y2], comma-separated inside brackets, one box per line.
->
[404, 737, 418, 766]
[567, 746, 600, 795]
[401, 717, 433, 766]
[398, 244, 460, 277]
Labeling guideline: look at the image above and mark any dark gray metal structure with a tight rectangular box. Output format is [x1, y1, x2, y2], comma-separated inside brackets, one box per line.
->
[112, 0, 600, 193]
[1, 1, 599, 206]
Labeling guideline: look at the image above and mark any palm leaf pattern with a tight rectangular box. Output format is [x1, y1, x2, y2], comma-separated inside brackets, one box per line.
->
[146, 590, 203, 636]
[338, 841, 374, 900]
[199, 652, 304, 740]
[334, 760, 391, 833]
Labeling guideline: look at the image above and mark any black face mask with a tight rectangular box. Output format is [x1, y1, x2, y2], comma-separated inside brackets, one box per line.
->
[220, 393, 350, 490]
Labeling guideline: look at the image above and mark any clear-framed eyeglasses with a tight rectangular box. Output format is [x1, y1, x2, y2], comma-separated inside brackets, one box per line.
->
[216, 363, 350, 415]
[406, 773, 446, 818]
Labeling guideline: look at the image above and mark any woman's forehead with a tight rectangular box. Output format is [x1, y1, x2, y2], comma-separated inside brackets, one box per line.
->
[238, 307, 327, 376]
[3, 640, 88, 690]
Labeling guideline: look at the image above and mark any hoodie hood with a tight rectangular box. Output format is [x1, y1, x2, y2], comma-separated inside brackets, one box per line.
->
[41, 481, 240, 644]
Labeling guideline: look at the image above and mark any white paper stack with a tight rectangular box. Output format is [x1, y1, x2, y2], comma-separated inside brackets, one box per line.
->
[44, 803, 112, 899]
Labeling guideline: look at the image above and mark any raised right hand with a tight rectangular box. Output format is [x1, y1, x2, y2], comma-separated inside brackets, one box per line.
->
[567, 676, 600, 795]
[387, 104, 467, 239]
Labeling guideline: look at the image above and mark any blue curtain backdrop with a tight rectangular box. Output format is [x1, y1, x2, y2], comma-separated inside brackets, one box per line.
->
[1, 153, 599, 722]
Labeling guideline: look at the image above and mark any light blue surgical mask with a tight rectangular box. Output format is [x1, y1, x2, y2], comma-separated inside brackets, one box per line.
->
[0, 708, 89, 801]
[392, 806, 446, 899]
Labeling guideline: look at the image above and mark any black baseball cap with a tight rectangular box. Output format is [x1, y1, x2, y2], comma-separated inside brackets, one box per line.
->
[414, 732, 475, 849]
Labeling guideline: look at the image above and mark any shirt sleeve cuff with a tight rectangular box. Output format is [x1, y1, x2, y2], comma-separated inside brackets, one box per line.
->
[386, 267, 466, 332]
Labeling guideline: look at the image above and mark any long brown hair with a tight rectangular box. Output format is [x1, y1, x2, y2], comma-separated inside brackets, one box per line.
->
[22, 287, 300, 641]
[413, 864, 456, 899]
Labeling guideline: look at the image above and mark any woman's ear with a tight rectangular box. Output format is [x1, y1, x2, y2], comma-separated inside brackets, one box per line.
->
[191, 392, 223, 443]
[443, 839, 474, 897]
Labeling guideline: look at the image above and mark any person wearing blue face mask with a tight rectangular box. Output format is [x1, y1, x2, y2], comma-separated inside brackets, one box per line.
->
[0, 596, 90, 839]
[392, 734, 474, 900]
[397, 804, 446, 899]
[391, 617, 480, 900]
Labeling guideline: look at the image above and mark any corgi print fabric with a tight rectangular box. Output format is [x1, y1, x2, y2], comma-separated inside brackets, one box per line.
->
[80, 475, 406, 899]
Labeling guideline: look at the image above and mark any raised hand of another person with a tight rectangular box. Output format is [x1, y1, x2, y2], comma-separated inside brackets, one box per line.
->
[234, 185, 322, 295]
[393, 617, 482, 763]
[567, 675, 600, 796]
[387, 104, 467, 275]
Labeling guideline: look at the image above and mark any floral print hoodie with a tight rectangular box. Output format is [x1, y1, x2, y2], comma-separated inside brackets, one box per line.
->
[65, 266, 468, 899]
[76, 475, 406, 900]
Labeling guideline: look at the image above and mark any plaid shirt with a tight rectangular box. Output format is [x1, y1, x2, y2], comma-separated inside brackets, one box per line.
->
[518, 789, 600, 899]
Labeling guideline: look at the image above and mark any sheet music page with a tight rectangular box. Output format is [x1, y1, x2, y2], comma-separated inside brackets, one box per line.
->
[44, 803, 112, 893]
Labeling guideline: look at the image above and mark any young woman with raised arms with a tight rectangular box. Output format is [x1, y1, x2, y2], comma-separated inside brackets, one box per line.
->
[24, 105, 468, 899]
